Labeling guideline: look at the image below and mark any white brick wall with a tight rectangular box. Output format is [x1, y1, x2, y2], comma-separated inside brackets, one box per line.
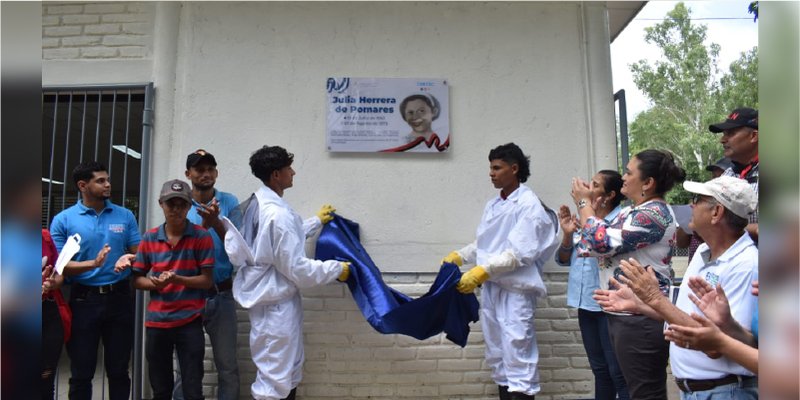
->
[42, 2, 154, 60]
[199, 271, 591, 399]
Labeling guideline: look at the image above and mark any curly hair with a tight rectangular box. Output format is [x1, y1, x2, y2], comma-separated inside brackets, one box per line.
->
[72, 161, 107, 187]
[249, 145, 294, 184]
[488, 143, 531, 183]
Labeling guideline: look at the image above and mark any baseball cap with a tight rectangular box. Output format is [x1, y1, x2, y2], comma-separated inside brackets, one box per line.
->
[705, 157, 733, 173]
[186, 149, 217, 170]
[708, 108, 758, 133]
[159, 179, 192, 204]
[683, 176, 757, 219]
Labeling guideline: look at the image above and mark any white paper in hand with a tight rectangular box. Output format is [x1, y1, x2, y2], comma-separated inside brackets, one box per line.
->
[55, 233, 81, 275]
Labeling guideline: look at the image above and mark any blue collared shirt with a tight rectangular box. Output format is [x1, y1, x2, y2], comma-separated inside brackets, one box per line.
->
[50, 199, 141, 285]
[187, 189, 240, 284]
[555, 205, 621, 311]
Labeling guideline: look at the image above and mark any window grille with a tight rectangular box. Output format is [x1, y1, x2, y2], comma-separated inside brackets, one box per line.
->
[42, 83, 153, 400]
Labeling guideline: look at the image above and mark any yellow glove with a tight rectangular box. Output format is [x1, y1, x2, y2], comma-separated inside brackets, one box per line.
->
[441, 251, 463, 267]
[456, 266, 489, 294]
[317, 204, 336, 224]
[337, 262, 350, 282]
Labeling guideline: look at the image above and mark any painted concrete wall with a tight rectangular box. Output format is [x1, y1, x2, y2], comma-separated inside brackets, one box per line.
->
[43, 2, 618, 399]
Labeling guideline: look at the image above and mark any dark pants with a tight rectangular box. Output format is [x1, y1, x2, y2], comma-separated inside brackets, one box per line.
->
[607, 314, 670, 400]
[578, 309, 629, 400]
[146, 318, 205, 400]
[42, 299, 65, 400]
[174, 290, 239, 400]
[67, 285, 134, 400]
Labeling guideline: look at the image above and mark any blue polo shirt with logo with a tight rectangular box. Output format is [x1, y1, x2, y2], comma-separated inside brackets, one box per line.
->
[50, 199, 141, 286]
[187, 189, 240, 284]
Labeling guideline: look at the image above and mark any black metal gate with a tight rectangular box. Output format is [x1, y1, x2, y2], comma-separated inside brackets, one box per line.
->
[42, 83, 153, 399]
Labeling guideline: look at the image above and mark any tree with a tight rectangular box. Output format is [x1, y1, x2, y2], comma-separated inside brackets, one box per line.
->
[627, 2, 758, 204]
[720, 47, 758, 112]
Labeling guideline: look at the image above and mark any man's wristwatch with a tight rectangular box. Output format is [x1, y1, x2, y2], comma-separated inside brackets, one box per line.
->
[577, 199, 588, 209]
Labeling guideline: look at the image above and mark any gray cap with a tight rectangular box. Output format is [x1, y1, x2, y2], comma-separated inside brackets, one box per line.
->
[683, 176, 757, 219]
[706, 157, 733, 173]
[158, 179, 191, 204]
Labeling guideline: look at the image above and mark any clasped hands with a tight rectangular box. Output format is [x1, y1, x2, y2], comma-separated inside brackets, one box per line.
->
[149, 270, 176, 289]
[663, 278, 754, 355]
[592, 257, 663, 314]
[86, 243, 136, 274]
[593, 258, 742, 358]
[569, 177, 604, 210]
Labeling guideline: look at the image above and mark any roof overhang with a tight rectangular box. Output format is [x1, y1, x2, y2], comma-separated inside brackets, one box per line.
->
[608, 1, 647, 42]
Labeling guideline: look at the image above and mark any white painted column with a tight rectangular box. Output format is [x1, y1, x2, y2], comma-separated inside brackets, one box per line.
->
[579, 2, 619, 173]
[148, 1, 182, 227]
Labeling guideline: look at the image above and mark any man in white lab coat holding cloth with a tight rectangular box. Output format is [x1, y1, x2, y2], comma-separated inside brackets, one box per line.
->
[442, 142, 559, 400]
[224, 145, 349, 400]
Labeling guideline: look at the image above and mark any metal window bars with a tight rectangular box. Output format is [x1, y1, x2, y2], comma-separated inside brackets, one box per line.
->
[42, 83, 153, 400]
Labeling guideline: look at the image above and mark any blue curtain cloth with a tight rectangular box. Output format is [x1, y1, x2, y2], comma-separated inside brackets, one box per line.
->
[315, 214, 480, 347]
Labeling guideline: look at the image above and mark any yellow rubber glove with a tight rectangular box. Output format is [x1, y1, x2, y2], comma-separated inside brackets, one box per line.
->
[456, 266, 489, 294]
[441, 251, 463, 267]
[317, 204, 336, 224]
[337, 262, 350, 282]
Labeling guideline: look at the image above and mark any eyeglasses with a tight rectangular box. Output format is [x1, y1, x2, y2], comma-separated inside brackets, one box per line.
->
[691, 195, 718, 206]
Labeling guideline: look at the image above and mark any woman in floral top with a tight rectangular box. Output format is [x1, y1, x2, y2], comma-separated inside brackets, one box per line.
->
[570, 149, 685, 400]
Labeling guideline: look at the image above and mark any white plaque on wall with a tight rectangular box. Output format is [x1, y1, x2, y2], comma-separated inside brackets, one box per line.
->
[326, 77, 450, 153]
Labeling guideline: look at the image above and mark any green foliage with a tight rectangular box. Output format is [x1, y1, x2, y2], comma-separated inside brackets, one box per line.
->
[720, 47, 758, 111]
[627, 2, 758, 205]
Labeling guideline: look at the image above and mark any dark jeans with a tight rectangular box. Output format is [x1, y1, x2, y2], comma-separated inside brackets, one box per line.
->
[174, 291, 239, 400]
[578, 309, 629, 400]
[607, 314, 670, 400]
[42, 299, 65, 400]
[67, 285, 134, 400]
[146, 318, 205, 400]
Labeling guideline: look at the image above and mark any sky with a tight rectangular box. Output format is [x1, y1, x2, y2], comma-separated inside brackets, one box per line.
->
[611, 1, 759, 119]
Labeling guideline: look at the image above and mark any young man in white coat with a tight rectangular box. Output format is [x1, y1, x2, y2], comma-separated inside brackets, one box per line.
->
[226, 145, 349, 400]
[442, 142, 559, 400]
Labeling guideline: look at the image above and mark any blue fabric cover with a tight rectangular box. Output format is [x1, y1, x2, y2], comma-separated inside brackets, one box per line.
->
[315, 214, 480, 347]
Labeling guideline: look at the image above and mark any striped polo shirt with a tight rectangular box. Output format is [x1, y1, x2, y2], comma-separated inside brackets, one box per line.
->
[132, 221, 214, 328]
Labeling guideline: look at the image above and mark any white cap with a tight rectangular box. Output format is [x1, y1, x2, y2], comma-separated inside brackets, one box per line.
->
[683, 176, 757, 219]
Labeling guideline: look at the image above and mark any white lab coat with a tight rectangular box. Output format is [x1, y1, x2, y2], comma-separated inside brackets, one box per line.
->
[457, 185, 559, 395]
[457, 185, 559, 296]
[223, 185, 343, 400]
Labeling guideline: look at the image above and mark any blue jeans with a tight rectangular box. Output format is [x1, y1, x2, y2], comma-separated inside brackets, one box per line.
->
[147, 318, 206, 400]
[579, 309, 630, 400]
[67, 286, 134, 400]
[679, 377, 758, 399]
[174, 291, 240, 400]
